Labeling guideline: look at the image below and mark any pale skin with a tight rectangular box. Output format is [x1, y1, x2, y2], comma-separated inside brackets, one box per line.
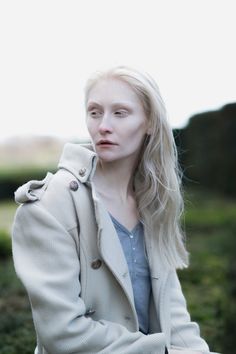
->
[86, 77, 149, 231]
[86, 77, 203, 354]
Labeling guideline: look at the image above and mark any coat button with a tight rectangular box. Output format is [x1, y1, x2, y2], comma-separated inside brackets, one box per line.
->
[91, 259, 102, 269]
[85, 308, 96, 316]
[69, 180, 79, 191]
[79, 168, 86, 177]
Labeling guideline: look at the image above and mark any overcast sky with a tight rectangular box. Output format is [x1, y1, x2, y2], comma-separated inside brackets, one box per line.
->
[0, 0, 235, 142]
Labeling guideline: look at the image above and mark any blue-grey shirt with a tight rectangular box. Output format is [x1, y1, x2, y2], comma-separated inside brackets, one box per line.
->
[110, 214, 151, 334]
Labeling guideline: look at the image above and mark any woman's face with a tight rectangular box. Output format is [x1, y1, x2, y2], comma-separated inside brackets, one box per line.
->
[86, 78, 149, 164]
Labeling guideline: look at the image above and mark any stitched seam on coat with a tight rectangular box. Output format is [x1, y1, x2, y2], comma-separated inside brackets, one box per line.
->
[67, 224, 79, 233]
[171, 323, 189, 348]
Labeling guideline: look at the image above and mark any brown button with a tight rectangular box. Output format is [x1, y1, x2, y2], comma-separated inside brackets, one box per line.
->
[91, 259, 102, 269]
[79, 167, 86, 177]
[69, 180, 79, 191]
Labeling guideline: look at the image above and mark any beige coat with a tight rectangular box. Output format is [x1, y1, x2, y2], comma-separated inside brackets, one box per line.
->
[12, 143, 216, 354]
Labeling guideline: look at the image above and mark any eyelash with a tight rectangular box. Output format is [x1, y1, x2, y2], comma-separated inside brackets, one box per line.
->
[88, 110, 102, 118]
[114, 110, 128, 117]
[88, 109, 129, 118]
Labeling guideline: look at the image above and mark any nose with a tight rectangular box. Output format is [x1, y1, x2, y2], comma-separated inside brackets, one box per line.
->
[98, 114, 113, 135]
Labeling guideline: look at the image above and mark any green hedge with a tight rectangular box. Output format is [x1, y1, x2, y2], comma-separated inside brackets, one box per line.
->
[175, 103, 236, 196]
[0, 166, 55, 201]
[0, 230, 12, 258]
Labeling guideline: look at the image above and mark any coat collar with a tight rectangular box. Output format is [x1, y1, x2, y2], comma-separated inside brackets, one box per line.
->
[58, 143, 98, 183]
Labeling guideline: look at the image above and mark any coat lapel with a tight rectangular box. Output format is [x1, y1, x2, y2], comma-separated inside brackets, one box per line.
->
[91, 185, 137, 314]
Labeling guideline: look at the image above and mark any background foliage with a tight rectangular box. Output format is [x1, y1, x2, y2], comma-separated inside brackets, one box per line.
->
[174, 103, 236, 196]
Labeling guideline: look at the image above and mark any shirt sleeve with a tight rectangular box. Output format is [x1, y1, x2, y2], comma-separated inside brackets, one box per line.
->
[12, 202, 167, 354]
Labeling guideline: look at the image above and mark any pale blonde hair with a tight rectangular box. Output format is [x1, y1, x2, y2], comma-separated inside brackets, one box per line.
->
[84, 66, 189, 269]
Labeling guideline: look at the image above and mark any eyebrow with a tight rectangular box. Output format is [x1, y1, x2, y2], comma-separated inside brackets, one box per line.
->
[87, 101, 133, 110]
[86, 102, 102, 110]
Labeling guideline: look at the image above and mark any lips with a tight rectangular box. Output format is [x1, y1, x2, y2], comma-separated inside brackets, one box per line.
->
[97, 140, 117, 146]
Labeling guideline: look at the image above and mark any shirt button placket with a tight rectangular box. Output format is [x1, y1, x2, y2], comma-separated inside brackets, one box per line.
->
[130, 233, 137, 266]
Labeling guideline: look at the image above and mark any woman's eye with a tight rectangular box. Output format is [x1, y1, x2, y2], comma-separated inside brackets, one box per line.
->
[89, 110, 102, 118]
[114, 110, 129, 117]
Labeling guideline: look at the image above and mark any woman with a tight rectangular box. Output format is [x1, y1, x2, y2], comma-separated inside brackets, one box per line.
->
[12, 66, 218, 354]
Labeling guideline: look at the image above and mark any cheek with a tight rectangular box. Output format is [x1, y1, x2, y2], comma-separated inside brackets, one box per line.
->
[86, 119, 96, 137]
[126, 119, 147, 139]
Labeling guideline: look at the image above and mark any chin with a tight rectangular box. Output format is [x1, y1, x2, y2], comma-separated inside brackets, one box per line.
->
[96, 152, 120, 163]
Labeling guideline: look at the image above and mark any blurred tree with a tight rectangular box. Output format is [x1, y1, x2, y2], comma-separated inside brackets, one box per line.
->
[174, 103, 236, 196]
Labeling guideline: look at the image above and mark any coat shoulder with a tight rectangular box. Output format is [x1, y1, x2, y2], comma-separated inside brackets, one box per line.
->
[15, 169, 84, 232]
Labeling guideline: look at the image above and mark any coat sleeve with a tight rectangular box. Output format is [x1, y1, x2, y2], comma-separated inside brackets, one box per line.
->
[169, 270, 213, 353]
[12, 202, 167, 354]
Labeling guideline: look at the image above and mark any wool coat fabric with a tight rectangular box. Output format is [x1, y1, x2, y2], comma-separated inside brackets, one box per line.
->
[12, 143, 217, 354]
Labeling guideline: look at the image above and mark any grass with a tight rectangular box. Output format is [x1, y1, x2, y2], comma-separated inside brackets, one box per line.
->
[0, 200, 36, 353]
[0, 259, 36, 354]
[178, 187, 236, 353]
[178, 231, 228, 352]
[0, 188, 236, 353]
[183, 188, 236, 229]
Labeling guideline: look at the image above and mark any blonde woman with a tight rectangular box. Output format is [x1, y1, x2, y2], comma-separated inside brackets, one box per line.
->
[12, 67, 217, 354]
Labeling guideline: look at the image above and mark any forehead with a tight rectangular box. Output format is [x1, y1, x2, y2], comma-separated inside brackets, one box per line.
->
[87, 78, 141, 106]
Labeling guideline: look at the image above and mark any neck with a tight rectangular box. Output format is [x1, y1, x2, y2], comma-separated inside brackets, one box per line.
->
[93, 158, 136, 202]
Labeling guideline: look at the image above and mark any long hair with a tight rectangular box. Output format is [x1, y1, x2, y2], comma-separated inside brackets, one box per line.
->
[84, 66, 189, 269]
